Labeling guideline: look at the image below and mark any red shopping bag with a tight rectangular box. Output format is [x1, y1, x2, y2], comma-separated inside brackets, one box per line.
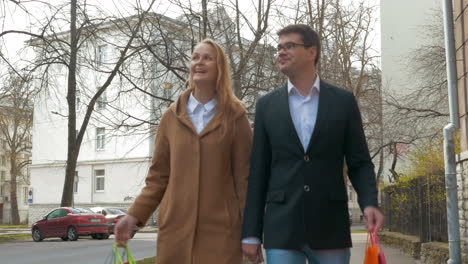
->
[364, 231, 386, 264]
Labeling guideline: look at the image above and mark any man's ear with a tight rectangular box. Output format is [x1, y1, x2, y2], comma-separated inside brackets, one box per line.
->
[309, 46, 317, 62]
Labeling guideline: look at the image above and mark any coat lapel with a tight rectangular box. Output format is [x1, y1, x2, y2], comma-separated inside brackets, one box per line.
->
[306, 80, 330, 154]
[173, 89, 199, 135]
[278, 84, 305, 153]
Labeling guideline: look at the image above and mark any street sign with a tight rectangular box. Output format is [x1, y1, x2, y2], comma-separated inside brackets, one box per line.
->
[28, 187, 33, 203]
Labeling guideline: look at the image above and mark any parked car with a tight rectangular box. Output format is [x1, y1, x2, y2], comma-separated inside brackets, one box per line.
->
[31, 207, 109, 242]
[89, 207, 139, 237]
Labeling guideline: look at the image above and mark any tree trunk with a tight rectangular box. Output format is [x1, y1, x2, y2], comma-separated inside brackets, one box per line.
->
[233, 77, 242, 99]
[9, 155, 20, 224]
[61, 0, 78, 207]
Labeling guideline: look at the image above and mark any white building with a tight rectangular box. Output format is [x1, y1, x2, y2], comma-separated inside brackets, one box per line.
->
[28, 14, 186, 224]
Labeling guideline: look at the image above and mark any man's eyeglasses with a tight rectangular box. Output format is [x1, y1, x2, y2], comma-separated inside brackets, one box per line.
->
[276, 42, 312, 52]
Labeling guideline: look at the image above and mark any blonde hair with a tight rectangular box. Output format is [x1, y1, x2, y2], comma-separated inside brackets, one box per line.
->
[188, 39, 240, 133]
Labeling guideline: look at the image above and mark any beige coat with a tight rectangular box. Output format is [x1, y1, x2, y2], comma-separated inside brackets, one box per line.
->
[128, 89, 252, 264]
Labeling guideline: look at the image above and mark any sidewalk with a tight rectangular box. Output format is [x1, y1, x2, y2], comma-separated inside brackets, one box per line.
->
[0, 227, 30, 235]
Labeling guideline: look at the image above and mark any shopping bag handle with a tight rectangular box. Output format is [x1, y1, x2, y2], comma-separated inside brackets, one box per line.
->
[112, 243, 136, 264]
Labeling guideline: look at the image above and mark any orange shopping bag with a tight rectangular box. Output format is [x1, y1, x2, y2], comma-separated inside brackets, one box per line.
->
[364, 231, 386, 264]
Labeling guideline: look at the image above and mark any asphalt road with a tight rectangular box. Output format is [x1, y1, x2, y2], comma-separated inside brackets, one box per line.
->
[0, 232, 157, 264]
[0, 230, 416, 264]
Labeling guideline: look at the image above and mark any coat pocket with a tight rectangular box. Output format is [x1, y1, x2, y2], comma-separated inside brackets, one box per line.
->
[266, 191, 285, 203]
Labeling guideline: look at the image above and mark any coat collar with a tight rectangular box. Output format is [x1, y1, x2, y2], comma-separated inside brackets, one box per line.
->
[171, 89, 247, 137]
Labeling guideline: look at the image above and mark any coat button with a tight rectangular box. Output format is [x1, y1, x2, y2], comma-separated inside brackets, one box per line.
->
[304, 155, 310, 162]
[304, 185, 310, 192]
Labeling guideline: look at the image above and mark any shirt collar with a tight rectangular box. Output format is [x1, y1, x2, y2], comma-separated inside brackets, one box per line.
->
[187, 92, 217, 114]
[287, 74, 320, 95]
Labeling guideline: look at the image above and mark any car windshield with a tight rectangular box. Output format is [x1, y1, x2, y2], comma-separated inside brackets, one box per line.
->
[70, 208, 93, 214]
[107, 208, 125, 215]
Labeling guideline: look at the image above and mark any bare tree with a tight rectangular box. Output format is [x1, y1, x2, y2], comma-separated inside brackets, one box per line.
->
[1, 0, 158, 206]
[0, 72, 33, 224]
[382, 7, 448, 181]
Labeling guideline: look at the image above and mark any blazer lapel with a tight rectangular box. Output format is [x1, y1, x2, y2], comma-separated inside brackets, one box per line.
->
[278, 84, 305, 153]
[306, 80, 330, 154]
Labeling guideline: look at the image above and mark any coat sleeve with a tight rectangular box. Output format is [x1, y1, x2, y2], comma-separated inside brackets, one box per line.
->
[231, 112, 253, 219]
[241, 97, 271, 241]
[344, 94, 378, 210]
[127, 111, 171, 227]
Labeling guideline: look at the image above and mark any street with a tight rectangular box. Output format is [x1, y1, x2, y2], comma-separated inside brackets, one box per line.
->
[0, 233, 157, 264]
[0, 231, 416, 264]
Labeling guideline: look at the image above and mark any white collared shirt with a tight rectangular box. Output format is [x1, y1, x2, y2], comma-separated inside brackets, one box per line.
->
[288, 75, 320, 151]
[186, 92, 217, 134]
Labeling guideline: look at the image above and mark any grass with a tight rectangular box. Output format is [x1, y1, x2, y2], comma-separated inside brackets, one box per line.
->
[136, 257, 156, 264]
[0, 233, 31, 243]
[351, 230, 368, 233]
[0, 225, 28, 228]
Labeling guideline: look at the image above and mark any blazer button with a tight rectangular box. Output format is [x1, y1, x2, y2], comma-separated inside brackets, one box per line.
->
[304, 155, 310, 162]
[304, 185, 310, 192]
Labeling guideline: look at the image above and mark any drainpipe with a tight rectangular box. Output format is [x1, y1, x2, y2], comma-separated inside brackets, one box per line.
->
[442, 0, 461, 263]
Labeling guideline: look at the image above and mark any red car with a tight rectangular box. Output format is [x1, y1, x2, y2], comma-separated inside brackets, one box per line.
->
[31, 207, 109, 242]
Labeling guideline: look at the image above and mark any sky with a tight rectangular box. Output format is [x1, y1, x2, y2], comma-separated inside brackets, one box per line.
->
[0, 0, 381, 69]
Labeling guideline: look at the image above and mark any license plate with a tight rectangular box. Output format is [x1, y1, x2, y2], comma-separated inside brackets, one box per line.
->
[89, 218, 101, 223]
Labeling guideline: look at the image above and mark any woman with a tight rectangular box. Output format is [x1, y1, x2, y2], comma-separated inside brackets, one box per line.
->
[114, 39, 253, 264]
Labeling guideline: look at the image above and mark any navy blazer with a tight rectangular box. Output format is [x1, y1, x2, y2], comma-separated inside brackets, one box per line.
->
[241, 80, 378, 250]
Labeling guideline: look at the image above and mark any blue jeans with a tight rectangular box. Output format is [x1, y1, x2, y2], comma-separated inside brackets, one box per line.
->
[266, 246, 350, 264]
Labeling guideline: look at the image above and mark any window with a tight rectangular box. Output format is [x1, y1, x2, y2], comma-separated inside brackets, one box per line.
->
[97, 44, 107, 65]
[1, 156, 5, 166]
[96, 128, 105, 150]
[95, 169, 105, 192]
[47, 209, 67, 220]
[0, 185, 3, 196]
[74, 171, 79, 193]
[2, 139, 6, 149]
[1, 171, 5, 182]
[96, 87, 107, 110]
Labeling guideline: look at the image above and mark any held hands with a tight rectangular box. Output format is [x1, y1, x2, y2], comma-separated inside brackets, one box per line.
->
[114, 214, 138, 247]
[363, 206, 385, 232]
[242, 243, 264, 264]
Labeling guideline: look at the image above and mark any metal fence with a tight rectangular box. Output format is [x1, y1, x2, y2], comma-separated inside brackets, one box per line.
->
[381, 175, 448, 243]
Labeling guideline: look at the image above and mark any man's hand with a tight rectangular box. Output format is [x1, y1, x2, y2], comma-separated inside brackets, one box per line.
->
[242, 243, 264, 264]
[363, 206, 384, 232]
[114, 214, 138, 247]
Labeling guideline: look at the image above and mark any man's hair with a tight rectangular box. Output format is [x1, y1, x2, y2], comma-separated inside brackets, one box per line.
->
[277, 24, 321, 65]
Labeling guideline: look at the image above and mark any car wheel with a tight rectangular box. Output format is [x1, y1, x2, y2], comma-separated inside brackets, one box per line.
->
[96, 233, 105, 240]
[67, 226, 78, 241]
[61, 236, 69, 241]
[103, 234, 110, 239]
[32, 228, 43, 242]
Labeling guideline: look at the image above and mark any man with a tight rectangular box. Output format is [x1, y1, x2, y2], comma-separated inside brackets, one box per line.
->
[241, 24, 384, 264]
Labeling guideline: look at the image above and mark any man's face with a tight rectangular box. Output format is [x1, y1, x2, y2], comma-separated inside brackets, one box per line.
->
[276, 33, 316, 76]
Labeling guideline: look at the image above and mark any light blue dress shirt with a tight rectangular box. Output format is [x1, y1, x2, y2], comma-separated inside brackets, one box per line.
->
[186, 92, 217, 134]
[242, 75, 320, 245]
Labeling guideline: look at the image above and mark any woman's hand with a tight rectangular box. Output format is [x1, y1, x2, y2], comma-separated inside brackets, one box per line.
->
[114, 214, 138, 247]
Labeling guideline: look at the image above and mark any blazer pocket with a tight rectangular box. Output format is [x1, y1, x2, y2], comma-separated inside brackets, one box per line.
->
[266, 191, 285, 203]
[329, 191, 348, 201]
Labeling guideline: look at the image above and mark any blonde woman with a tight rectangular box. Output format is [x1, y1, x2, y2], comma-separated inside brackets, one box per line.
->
[115, 39, 253, 264]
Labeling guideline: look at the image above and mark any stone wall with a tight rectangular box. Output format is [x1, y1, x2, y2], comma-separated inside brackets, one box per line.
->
[456, 156, 468, 261]
[420, 242, 449, 264]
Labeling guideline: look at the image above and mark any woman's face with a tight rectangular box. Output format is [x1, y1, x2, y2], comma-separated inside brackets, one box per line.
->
[190, 43, 218, 87]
